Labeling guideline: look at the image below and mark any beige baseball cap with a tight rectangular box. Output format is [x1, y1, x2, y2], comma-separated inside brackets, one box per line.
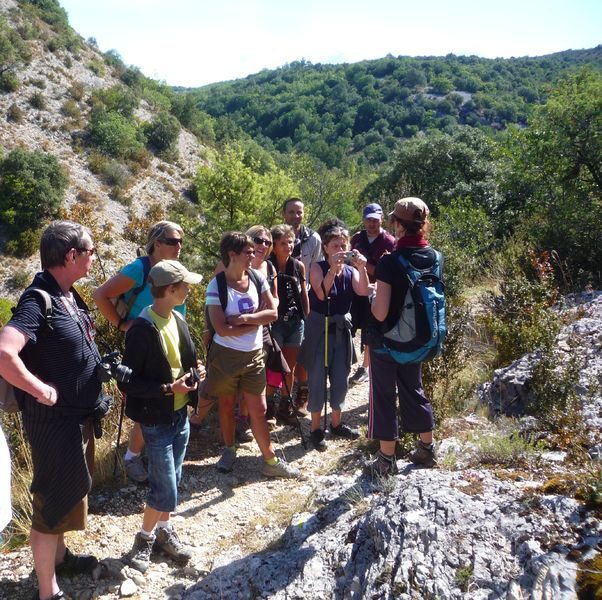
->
[389, 197, 430, 224]
[149, 260, 203, 286]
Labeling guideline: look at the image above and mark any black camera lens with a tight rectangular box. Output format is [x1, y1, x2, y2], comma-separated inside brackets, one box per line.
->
[185, 367, 200, 386]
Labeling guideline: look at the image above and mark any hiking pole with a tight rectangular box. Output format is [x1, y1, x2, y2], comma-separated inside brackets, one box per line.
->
[323, 296, 330, 434]
[113, 391, 126, 478]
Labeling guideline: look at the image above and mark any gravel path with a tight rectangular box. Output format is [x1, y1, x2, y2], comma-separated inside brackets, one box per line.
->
[0, 379, 372, 600]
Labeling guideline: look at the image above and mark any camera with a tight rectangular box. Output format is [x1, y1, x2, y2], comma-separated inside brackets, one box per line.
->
[185, 367, 201, 387]
[343, 251, 355, 264]
[96, 351, 132, 384]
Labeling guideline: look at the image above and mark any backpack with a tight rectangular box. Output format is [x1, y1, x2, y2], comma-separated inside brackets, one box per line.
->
[203, 269, 263, 350]
[382, 251, 446, 364]
[112, 256, 151, 319]
[0, 288, 53, 413]
[268, 256, 304, 318]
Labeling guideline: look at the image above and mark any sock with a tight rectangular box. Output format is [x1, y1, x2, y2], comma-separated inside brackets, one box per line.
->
[140, 527, 155, 538]
[265, 456, 279, 466]
[379, 451, 395, 462]
[124, 450, 140, 461]
[156, 520, 171, 531]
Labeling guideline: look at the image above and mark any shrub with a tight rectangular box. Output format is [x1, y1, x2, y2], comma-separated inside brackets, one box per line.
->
[0, 71, 20, 92]
[29, 91, 46, 110]
[61, 98, 80, 119]
[69, 81, 84, 101]
[87, 59, 105, 77]
[0, 148, 67, 251]
[29, 77, 46, 89]
[144, 111, 180, 157]
[485, 248, 560, 367]
[87, 108, 144, 159]
[6, 103, 24, 123]
[91, 86, 138, 118]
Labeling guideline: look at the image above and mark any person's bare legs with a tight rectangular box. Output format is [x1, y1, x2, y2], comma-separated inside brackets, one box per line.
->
[141, 507, 170, 534]
[218, 394, 237, 447]
[245, 392, 275, 460]
[281, 346, 299, 394]
[30, 530, 61, 599]
[127, 422, 145, 454]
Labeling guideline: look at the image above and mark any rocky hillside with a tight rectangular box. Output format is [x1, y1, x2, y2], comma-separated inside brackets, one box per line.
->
[0, 0, 207, 297]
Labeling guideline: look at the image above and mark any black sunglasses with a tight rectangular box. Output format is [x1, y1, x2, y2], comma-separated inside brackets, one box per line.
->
[75, 247, 95, 256]
[253, 236, 271, 246]
[160, 237, 183, 246]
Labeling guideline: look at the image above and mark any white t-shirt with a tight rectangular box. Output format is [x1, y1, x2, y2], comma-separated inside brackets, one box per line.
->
[0, 425, 11, 532]
[206, 271, 269, 352]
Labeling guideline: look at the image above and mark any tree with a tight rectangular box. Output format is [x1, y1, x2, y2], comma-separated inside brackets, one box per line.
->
[0, 148, 67, 254]
[361, 127, 501, 215]
[499, 68, 602, 288]
[88, 108, 145, 159]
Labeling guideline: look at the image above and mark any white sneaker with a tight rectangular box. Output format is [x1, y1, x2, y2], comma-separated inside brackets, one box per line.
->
[349, 366, 369, 385]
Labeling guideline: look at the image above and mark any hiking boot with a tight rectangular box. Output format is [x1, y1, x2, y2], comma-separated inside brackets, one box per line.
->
[154, 526, 192, 564]
[310, 428, 327, 452]
[216, 447, 237, 473]
[349, 366, 369, 385]
[235, 416, 253, 443]
[294, 384, 309, 413]
[262, 458, 300, 479]
[408, 440, 437, 468]
[330, 422, 360, 440]
[128, 531, 155, 573]
[55, 547, 98, 576]
[125, 454, 148, 483]
[276, 397, 298, 426]
[367, 451, 398, 478]
[31, 591, 71, 600]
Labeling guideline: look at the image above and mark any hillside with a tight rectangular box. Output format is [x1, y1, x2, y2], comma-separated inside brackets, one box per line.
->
[0, 0, 207, 296]
[189, 47, 602, 168]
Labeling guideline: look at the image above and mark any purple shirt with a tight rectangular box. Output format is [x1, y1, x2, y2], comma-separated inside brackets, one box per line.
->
[351, 229, 396, 283]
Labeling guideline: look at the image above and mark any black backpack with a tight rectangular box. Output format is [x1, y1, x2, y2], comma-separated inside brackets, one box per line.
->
[0, 288, 53, 413]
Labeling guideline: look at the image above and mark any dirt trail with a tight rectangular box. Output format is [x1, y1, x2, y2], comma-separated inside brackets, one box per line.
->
[0, 380, 371, 600]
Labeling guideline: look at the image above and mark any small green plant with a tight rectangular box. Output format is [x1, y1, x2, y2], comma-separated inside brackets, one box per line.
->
[69, 81, 84, 101]
[470, 430, 544, 468]
[29, 77, 46, 89]
[28, 91, 46, 110]
[7, 102, 24, 123]
[87, 59, 105, 76]
[61, 98, 81, 119]
[7, 269, 31, 292]
[455, 565, 474, 592]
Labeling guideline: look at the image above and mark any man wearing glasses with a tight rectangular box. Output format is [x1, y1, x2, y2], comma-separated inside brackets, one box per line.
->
[0, 221, 105, 600]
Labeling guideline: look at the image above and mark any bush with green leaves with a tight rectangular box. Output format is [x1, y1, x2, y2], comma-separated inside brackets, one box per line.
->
[429, 197, 494, 298]
[144, 111, 180, 157]
[485, 246, 560, 367]
[91, 85, 138, 118]
[0, 148, 67, 255]
[28, 91, 46, 110]
[87, 107, 145, 159]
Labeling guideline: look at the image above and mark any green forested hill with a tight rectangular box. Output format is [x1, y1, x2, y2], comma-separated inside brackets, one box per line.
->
[189, 47, 602, 168]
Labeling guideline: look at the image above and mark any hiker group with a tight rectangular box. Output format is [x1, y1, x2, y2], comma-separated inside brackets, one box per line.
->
[0, 196, 445, 600]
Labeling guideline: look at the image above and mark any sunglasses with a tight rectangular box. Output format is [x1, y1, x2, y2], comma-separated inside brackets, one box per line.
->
[75, 247, 95, 256]
[160, 237, 183, 246]
[253, 237, 271, 247]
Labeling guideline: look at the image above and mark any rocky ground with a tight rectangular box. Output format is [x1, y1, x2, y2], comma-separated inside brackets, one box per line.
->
[1, 365, 600, 599]
[0, 378, 377, 600]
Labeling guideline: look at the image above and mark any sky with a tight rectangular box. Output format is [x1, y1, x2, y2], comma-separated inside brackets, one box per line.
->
[59, 0, 601, 88]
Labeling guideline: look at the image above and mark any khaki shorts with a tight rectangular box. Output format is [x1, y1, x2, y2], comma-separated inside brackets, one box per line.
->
[207, 343, 265, 397]
[31, 422, 94, 534]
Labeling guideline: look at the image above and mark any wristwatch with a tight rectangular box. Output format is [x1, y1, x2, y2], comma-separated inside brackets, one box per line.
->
[161, 383, 173, 396]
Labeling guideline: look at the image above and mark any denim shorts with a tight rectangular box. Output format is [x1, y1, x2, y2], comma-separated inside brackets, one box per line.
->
[141, 408, 190, 513]
[271, 315, 304, 348]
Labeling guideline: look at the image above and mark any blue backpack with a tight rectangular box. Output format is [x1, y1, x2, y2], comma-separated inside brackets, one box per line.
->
[381, 251, 447, 364]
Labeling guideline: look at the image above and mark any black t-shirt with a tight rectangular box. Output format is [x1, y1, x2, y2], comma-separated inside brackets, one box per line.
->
[373, 247, 440, 332]
[8, 271, 102, 414]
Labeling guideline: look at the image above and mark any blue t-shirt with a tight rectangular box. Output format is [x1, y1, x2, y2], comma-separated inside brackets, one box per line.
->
[120, 258, 186, 319]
